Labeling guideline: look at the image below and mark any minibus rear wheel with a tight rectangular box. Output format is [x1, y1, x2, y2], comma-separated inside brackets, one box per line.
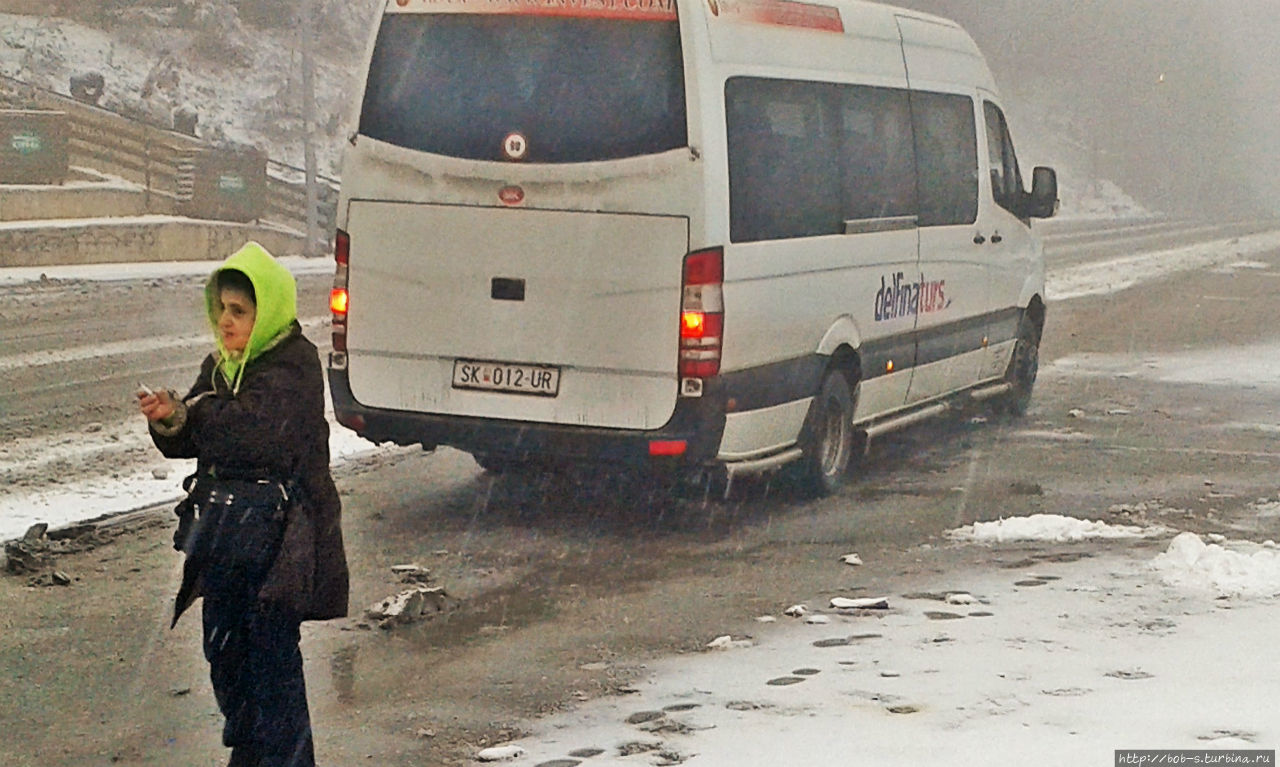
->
[798, 370, 856, 496]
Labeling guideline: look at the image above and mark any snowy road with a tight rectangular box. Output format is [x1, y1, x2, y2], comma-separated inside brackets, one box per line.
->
[3, 219, 1280, 541]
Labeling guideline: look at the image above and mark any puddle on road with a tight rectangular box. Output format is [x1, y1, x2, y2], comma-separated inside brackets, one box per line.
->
[1047, 342, 1280, 391]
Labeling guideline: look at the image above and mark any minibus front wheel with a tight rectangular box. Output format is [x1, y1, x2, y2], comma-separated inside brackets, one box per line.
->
[798, 369, 857, 496]
[997, 317, 1041, 418]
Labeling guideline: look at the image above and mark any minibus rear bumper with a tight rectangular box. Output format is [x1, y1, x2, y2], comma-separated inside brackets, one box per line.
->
[328, 360, 726, 469]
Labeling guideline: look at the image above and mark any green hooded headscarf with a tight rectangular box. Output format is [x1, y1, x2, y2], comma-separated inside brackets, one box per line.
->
[205, 241, 298, 394]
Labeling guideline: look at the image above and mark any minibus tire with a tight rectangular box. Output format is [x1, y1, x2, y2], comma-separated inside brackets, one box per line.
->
[474, 452, 521, 474]
[799, 370, 856, 496]
[998, 319, 1040, 418]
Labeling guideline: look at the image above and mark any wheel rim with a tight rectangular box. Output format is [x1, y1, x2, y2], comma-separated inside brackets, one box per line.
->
[818, 395, 847, 477]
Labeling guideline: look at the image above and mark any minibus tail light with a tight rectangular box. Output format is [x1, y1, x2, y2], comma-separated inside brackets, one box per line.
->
[331, 229, 350, 353]
[679, 247, 723, 379]
[329, 287, 349, 316]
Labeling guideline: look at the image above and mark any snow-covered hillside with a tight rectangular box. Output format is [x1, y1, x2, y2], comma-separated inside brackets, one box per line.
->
[0, 2, 1146, 219]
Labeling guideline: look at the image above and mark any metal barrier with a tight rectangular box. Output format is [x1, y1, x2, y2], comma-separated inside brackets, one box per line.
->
[177, 145, 268, 223]
[0, 109, 69, 184]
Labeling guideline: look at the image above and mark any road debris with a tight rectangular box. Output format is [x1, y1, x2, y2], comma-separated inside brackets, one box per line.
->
[706, 635, 754, 650]
[364, 584, 456, 629]
[476, 744, 525, 761]
[839, 553, 863, 566]
[4, 524, 54, 574]
[390, 563, 432, 583]
[27, 570, 74, 587]
[830, 596, 889, 610]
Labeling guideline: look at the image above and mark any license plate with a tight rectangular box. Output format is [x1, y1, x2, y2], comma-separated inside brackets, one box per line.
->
[452, 359, 560, 397]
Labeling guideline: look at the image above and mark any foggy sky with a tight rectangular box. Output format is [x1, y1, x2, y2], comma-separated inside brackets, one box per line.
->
[897, 0, 1279, 218]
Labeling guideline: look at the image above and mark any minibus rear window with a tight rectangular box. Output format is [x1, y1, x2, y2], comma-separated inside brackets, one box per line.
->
[359, 14, 688, 163]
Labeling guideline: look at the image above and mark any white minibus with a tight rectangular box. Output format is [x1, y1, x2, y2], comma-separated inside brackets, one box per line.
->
[328, 0, 1058, 494]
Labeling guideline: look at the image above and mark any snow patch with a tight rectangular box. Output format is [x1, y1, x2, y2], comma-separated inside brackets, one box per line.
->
[1047, 230, 1280, 301]
[1211, 260, 1273, 272]
[0, 402, 385, 542]
[0, 255, 333, 287]
[1049, 342, 1280, 392]
[948, 513, 1157, 543]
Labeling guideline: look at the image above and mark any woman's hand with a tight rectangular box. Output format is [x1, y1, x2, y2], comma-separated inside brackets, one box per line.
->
[138, 388, 176, 423]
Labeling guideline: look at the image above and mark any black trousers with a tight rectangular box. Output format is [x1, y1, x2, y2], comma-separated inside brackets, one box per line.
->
[197, 500, 313, 767]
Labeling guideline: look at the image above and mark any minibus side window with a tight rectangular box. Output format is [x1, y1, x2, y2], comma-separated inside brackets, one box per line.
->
[839, 86, 917, 222]
[983, 101, 1026, 216]
[726, 78, 842, 243]
[911, 91, 978, 227]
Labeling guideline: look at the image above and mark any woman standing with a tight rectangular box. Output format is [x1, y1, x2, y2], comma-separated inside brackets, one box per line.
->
[138, 241, 348, 767]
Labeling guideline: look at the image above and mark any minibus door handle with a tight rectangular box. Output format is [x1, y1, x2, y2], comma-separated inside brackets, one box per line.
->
[973, 233, 986, 245]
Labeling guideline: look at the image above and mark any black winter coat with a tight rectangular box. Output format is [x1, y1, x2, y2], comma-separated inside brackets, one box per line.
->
[151, 322, 349, 624]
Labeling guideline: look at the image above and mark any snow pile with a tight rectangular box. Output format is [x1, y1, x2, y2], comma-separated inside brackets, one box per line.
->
[947, 513, 1156, 543]
[1151, 531, 1280, 599]
[1063, 177, 1150, 220]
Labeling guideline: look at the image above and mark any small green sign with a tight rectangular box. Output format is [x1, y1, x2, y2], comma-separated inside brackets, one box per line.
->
[218, 174, 246, 192]
[10, 131, 42, 154]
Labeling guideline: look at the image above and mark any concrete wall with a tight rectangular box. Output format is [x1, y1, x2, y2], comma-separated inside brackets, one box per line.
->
[0, 218, 304, 267]
[0, 184, 156, 221]
[0, 1, 47, 13]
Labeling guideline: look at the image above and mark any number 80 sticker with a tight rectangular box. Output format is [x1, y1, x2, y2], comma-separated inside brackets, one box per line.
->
[502, 132, 528, 161]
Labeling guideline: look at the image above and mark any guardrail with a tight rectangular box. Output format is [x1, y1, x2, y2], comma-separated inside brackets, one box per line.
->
[0, 73, 336, 238]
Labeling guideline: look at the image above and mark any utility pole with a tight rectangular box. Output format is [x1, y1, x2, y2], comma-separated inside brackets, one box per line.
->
[300, 0, 321, 257]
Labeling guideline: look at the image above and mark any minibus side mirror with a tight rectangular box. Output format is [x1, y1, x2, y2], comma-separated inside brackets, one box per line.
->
[1022, 166, 1059, 219]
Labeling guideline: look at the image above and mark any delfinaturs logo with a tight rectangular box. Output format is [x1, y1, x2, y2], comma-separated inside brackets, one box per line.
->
[874, 271, 949, 322]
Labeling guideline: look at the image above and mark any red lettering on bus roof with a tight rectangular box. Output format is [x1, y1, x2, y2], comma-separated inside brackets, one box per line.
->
[718, 0, 843, 33]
